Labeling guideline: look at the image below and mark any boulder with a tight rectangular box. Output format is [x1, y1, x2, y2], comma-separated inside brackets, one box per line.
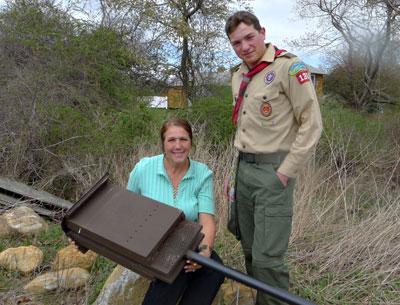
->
[24, 267, 90, 293]
[0, 215, 12, 237]
[218, 281, 256, 305]
[93, 265, 148, 305]
[4, 206, 47, 235]
[0, 245, 43, 273]
[52, 245, 97, 271]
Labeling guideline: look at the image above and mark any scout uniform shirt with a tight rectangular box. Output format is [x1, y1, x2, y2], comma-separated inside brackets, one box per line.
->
[231, 43, 323, 178]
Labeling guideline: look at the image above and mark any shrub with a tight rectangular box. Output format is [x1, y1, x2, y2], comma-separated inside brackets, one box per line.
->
[189, 85, 235, 144]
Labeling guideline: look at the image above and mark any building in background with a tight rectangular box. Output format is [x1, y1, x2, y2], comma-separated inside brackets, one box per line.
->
[307, 64, 326, 96]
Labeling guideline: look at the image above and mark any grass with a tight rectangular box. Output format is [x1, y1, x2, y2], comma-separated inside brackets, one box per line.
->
[1, 97, 400, 304]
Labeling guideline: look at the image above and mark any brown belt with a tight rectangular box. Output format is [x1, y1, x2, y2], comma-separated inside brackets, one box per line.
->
[238, 151, 288, 164]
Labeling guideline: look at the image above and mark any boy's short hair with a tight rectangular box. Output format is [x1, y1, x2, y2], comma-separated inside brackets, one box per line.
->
[225, 11, 262, 37]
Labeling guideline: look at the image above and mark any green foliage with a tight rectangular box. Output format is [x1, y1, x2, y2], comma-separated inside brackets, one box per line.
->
[87, 257, 116, 304]
[43, 105, 93, 154]
[1, 0, 144, 110]
[63, 26, 140, 103]
[189, 85, 235, 144]
[42, 103, 162, 157]
[101, 103, 160, 150]
[318, 97, 386, 163]
[0, 0, 74, 56]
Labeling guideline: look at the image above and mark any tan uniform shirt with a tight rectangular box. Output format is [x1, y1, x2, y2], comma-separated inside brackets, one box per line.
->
[231, 43, 323, 178]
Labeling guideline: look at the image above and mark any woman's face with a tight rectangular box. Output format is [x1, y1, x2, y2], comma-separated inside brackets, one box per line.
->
[163, 126, 192, 166]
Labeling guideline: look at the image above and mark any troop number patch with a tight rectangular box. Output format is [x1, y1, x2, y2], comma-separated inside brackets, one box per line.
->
[295, 71, 310, 84]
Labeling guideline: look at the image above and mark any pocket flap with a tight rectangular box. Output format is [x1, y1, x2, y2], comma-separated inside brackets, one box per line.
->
[255, 90, 279, 101]
[265, 204, 293, 216]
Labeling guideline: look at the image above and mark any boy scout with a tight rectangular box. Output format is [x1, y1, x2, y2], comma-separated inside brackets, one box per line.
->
[225, 11, 323, 305]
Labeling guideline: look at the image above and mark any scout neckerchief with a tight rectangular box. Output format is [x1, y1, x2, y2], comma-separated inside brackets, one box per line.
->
[232, 47, 286, 127]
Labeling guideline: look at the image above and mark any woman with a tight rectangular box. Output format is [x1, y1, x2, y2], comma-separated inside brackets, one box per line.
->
[127, 118, 225, 305]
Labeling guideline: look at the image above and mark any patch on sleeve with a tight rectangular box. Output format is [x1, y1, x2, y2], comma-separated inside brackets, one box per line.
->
[288, 61, 308, 76]
[295, 71, 310, 84]
[289, 61, 310, 84]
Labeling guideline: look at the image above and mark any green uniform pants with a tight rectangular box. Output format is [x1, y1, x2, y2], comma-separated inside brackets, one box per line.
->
[236, 159, 295, 305]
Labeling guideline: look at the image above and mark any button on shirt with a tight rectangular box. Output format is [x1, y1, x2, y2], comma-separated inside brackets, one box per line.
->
[127, 154, 215, 222]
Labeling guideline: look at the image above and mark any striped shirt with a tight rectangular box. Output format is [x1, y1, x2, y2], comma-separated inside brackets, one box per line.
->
[126, 154, 215, 222]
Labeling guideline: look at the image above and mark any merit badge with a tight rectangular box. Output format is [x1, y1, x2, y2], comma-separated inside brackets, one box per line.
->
[264, 71, 275, 84]
[260, 102, 272, 117]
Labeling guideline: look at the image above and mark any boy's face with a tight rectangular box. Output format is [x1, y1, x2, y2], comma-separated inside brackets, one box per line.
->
[229, 22, 266, 68]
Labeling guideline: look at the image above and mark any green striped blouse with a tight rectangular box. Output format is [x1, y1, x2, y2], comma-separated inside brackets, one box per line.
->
[126, 154, 215, 222]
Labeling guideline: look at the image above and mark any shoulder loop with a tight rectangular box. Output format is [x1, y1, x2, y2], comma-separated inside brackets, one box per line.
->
[230, 63, 241, 74]
[278, 52, 296, 58]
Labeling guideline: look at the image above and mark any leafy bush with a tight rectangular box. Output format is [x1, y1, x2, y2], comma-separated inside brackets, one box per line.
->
[43, 103, 161, 157]
[189, 85, 235, 144]
[317, 97, 386, 168]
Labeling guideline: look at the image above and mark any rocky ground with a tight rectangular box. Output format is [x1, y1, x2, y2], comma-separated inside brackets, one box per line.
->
[0, 205, 256, 305]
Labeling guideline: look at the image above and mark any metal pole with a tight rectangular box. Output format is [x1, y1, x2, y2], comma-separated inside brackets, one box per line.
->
[186, 250, 317, 305]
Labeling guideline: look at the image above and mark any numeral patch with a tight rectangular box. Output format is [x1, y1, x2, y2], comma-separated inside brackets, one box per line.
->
[295, 71, 310, 84]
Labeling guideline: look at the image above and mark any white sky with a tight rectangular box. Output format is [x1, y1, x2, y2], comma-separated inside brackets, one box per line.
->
[248, 0, 322, 67]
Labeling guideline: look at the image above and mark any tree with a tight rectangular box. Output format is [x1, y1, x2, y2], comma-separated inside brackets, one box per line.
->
[99, 0, 249, 104]
[0, 0, 156, 179]
[294, 0, 400, 110]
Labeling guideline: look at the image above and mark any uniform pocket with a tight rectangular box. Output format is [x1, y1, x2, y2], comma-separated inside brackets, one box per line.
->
[264, 164, 293, 216]
[250, 162, 295, 260]
[254, 90, 280, 126]
[254, 89, 279, 101]
[261, 212, 292, 257]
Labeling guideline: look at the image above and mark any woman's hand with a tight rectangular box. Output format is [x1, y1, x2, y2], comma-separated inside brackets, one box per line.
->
[68, 237, 77, 247]
[183, 244, 211, 273]
[184, 259, 202, 273]
[184, 213, 216, 273]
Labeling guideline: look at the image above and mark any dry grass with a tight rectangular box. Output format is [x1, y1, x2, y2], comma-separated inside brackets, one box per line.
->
[289, 130, 400, 304]
[1, 123, 400, 304]
[49, 133, 399, 304]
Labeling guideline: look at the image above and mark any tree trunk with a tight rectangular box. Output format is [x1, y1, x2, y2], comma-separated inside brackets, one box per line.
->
[180, 35, 190, 107]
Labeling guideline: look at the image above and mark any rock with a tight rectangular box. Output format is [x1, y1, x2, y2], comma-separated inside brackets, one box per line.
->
[52, 245, 97, 271]
[93, 265, 148, 305]
[1, 293, 44, 305]
[219, 281, 256, 305]
[0, 246, 43, 273]
[24, 267, 90, 293]
[0, 215, 12, 237]
[4, 206, 48, 235]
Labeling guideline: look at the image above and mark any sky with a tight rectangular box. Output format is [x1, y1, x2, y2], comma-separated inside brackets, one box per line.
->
[248, 0, 323, 67]
[0, 0, 323, 67]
